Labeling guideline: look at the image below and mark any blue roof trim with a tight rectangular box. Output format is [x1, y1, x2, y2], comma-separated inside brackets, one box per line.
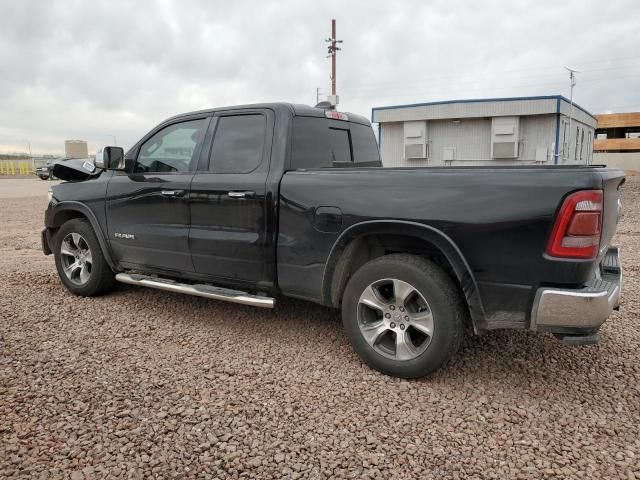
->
[371, 95, 596, 122]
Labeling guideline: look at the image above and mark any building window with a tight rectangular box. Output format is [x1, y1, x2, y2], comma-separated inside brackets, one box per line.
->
[562, 121, 568, 157]
[586, 132, 592, 164]
[579, 129, 585, 161]
[575, 127, 580, 160]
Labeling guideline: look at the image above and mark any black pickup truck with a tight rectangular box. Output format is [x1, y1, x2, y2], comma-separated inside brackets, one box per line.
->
[42, 102, 624, 378]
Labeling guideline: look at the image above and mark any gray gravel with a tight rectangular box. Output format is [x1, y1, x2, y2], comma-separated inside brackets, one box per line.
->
[1, 177, 639, 479]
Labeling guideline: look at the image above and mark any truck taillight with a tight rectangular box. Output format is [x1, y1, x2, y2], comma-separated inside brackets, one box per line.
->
[546, 190, 603, 259]
[325, 110, 349, 121]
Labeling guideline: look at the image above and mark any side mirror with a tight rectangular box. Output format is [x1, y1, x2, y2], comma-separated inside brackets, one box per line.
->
[103, 146, 126, 170]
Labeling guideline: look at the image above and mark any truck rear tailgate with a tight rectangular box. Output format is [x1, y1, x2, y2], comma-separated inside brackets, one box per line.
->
[599, 169, 625, 261]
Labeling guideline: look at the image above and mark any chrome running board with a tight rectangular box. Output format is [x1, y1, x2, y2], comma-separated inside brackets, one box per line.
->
[115, 273, 275, 309]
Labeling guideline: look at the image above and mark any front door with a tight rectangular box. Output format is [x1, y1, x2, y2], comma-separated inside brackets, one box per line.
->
[106, 117, 209, 273]
[189, 111, 274, 286]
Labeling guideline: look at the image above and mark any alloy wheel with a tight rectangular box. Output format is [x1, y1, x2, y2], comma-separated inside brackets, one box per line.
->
[357, 278, 434, 361]
[60, 232, 93, 285]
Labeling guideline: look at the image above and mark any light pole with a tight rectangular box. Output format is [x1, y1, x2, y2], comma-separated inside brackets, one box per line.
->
[564, 67, 578, 163]
[21, 139, 33, 171]
[325, 19, 343, 107]
[109, 135, 117, 146]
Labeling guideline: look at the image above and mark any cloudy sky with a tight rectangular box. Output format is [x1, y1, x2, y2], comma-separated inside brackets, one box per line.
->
[1, 0, 638, 155]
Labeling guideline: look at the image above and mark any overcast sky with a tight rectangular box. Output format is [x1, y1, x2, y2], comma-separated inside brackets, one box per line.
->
[1, 0, 638, 155]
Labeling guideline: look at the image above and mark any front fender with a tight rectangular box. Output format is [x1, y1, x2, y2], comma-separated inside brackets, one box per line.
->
[45, 200, 118, 272]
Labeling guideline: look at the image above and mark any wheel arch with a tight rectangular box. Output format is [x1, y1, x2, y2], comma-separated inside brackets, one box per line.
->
[321, 220, 486, 332]
[49, 201, 117, 271]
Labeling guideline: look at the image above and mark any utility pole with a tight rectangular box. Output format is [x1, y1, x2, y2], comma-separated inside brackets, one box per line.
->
[326, 19, 342, 106]
[22, 139, 33, 171]
[565, 66, 578, 163]
[316, 87, 321, 105]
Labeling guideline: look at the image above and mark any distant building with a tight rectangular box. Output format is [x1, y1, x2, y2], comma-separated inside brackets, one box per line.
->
[372, 95, 596, 166]
[64, 140, 88, 159]
[593, 112, 640, 171]
[0, 153, 30, 161]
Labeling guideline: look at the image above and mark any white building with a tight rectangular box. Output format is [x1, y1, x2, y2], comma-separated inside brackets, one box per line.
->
[593, 112, 640, 171]
[64, 140, 89, 159]
[372, 95, 596, 167]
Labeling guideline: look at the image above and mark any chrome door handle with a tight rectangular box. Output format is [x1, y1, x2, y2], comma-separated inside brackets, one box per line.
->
[228, 191, 255, 199]
[161, 190, 185, 197]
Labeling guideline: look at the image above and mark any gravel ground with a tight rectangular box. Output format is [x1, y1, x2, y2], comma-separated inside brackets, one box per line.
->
[0, 178, 60, 199]
[1, 178, 639, 479]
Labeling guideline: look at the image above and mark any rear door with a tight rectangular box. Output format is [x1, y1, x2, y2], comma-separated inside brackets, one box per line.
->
[106, 117, 209, 273]
[189, 110, 274, 286]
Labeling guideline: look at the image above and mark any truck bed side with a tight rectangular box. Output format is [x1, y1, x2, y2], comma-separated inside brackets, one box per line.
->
[277, 165, 624, 331]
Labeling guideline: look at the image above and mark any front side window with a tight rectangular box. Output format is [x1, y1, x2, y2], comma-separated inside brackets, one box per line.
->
[135, 119, 207, 173]
[209, 114, 266, 173]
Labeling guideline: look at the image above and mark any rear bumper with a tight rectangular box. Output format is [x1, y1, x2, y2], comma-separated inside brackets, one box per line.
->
[531, 246, 621, 333]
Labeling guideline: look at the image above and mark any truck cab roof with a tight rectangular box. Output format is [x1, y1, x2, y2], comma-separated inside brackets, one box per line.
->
[165, 102, 372, 126]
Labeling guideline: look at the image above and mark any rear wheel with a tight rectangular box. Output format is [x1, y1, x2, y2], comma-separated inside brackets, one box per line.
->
[53, 218, 115, 296]
[341, 254, 465, 378]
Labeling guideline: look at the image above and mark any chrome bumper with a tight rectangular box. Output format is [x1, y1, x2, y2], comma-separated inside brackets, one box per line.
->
[531, 247, 621, 332]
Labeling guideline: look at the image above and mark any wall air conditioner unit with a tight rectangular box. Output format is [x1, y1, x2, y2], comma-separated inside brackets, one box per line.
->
[443, 147, 456, 162]
[535, 147, 548, 163]
[405, 143, 428, 159]
[491, 116, 519, 159]
[403, 120, 428, 160]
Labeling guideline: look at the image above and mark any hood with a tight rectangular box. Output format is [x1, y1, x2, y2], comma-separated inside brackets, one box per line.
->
[52, 158, 101, 181]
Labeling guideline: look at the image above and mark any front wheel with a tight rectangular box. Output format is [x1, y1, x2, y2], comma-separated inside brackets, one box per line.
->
[341, 254, 465, 378]
[53, 218, 115, 296]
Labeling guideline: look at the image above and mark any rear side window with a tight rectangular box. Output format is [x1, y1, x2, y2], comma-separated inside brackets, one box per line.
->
[209, 114, 266, 173]
[291, 117, 380, 169]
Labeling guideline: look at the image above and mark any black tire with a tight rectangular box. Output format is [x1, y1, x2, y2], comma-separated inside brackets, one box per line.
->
[53, 218, 115, 296]
[341, 254, 465, 378]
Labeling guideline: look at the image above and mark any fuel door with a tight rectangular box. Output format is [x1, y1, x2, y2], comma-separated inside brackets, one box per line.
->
[314, 206, 343, 233]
